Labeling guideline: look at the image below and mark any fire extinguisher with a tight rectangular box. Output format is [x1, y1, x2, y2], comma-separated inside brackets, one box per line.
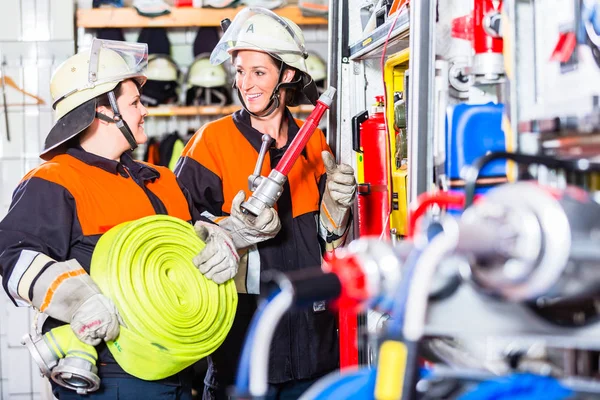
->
[352, 96, 390, 239]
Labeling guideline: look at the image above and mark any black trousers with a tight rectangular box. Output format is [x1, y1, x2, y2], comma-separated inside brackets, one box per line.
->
[203, 294, 258, 399]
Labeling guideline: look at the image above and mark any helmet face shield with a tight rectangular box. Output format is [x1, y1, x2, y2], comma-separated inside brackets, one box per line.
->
[210, 7, 308, 68]
[52, 39, 148, 109]
[88, 39, 148, 88]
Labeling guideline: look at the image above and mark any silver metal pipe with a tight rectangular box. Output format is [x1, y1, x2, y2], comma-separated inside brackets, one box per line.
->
[326, 0, 342, 158]
[407, 0, 436, 202]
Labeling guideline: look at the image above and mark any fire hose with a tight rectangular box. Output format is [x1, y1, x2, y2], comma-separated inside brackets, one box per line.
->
[23, 215, 238, 393]
[241, 86, 337, 217]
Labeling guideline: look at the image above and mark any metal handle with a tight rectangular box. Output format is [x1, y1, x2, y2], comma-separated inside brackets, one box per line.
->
[254, 134, 273, 177]
[248, 134, 273, 192]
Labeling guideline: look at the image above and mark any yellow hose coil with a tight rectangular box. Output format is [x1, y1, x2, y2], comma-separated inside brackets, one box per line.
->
[90, 215, 238, 380]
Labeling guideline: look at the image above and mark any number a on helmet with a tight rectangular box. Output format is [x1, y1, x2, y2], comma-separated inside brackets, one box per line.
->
[246, 24, 254, 33]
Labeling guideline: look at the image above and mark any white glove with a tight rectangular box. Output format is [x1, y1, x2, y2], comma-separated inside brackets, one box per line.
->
[219, 190, 281, 249]
[194, 221, 241, 284]
[320, 151, 357, 235]
[30, 259, 122, 346]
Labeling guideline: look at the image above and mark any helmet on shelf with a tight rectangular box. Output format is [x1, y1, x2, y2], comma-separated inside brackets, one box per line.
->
[140, 54, 180, 107]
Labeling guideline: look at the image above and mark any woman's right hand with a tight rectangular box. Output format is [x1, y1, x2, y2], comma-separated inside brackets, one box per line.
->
[29, 259, 122, 345]
[193, 221, 240, 284]
[220, 190, 281, 249]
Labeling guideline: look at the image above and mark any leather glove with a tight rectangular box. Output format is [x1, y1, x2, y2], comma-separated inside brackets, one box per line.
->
[218, 190, 281, 249]
[320, 151, 357, 235]
[30, 259, 122, 346]
[193, 221, 240, 284]
[70, 294, 122, 346]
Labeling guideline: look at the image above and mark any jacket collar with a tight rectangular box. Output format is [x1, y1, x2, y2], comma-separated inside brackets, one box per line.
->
[65, 146, 160, 182]
[232, 108, 300, 153]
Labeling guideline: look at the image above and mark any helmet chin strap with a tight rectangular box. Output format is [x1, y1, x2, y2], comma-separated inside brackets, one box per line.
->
[95, 90, 138, 151]
[235, 88, 280, 118]
[234, 64, 303, 119]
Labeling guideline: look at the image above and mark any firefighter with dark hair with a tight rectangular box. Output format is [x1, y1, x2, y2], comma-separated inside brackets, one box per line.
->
[175, 8, 357, 400]
[0, 39, 241, 399]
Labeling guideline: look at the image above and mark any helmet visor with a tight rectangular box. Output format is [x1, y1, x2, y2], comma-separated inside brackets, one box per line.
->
[53, 39, 148, 107]
[88, 39, 148, 87]
[210, 7, 307, 66]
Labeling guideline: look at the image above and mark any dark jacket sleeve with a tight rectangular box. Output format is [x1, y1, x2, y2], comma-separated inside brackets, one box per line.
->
[174, 131, 226, 219]
[176, 177, 212, 225]
[0, 177, 75, 306]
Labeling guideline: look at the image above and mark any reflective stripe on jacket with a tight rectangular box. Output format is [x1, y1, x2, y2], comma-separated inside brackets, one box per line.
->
[0, 146, 196, 382]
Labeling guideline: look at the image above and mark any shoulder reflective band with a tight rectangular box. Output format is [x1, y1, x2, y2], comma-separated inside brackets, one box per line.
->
[90, 215, 238, 380]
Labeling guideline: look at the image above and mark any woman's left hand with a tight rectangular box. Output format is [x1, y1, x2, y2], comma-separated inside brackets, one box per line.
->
[322, 151, 357, 208]
[320, 151, 357, 235]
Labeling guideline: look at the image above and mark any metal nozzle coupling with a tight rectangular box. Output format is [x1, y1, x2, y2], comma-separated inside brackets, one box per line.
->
[21, 327, 101, 395]
[241, 169, 287, 217]
[52, 357, 100, 395]
[21, 333, 58, 378]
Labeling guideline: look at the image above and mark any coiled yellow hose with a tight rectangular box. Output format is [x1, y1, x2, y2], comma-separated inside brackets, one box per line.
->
[91, 215, 237, 380]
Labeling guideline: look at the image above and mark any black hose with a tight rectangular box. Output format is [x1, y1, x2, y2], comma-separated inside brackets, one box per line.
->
[464, 152, 600, 208]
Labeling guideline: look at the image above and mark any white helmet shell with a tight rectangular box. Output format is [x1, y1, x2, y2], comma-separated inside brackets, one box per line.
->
[187, 54, 228, 88]
[210, 7, 309, 74]
[146, 54, 179, 81]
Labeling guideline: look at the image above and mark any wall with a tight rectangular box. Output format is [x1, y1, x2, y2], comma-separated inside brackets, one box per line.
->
[0, 0, 75, 398]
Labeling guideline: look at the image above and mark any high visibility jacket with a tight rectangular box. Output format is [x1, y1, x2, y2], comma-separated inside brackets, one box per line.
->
[0, 146, 197, 382]
[175, 109, 339, 385]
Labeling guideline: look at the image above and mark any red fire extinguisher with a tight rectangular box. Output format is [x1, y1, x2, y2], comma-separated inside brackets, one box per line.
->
[352, 96, 391, 239]
[339, 96, 391, 369]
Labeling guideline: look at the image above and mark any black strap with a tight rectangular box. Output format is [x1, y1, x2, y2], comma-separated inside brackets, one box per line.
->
[233, 63, 302, 119]
[94, 91, 138, 151]
[95, 112, 115, 123]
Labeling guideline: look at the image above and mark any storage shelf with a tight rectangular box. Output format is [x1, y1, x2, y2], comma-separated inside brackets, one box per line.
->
[76, 6, 327, 28]
[146, 104, 315, 117]
[349, 10, 410, 60]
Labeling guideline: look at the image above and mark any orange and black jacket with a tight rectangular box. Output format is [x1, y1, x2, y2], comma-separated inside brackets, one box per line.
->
[175, 108, 339, 384]
[0, 146, 200, 382]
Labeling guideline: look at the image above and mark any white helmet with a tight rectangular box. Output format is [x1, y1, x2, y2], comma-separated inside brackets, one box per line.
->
[187, 54, 227, 88]
[298, 1, 328, 17]
[203, 0, 238, 7]
[210, 7, 318, 116]
[184, 54, 230, 106]
[305, 52, 326, 82]
[146, 54, 179, 81]
[43, 39, 147, 160]
[241, 0, 286, 9]
[141, 54, 180, 106]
